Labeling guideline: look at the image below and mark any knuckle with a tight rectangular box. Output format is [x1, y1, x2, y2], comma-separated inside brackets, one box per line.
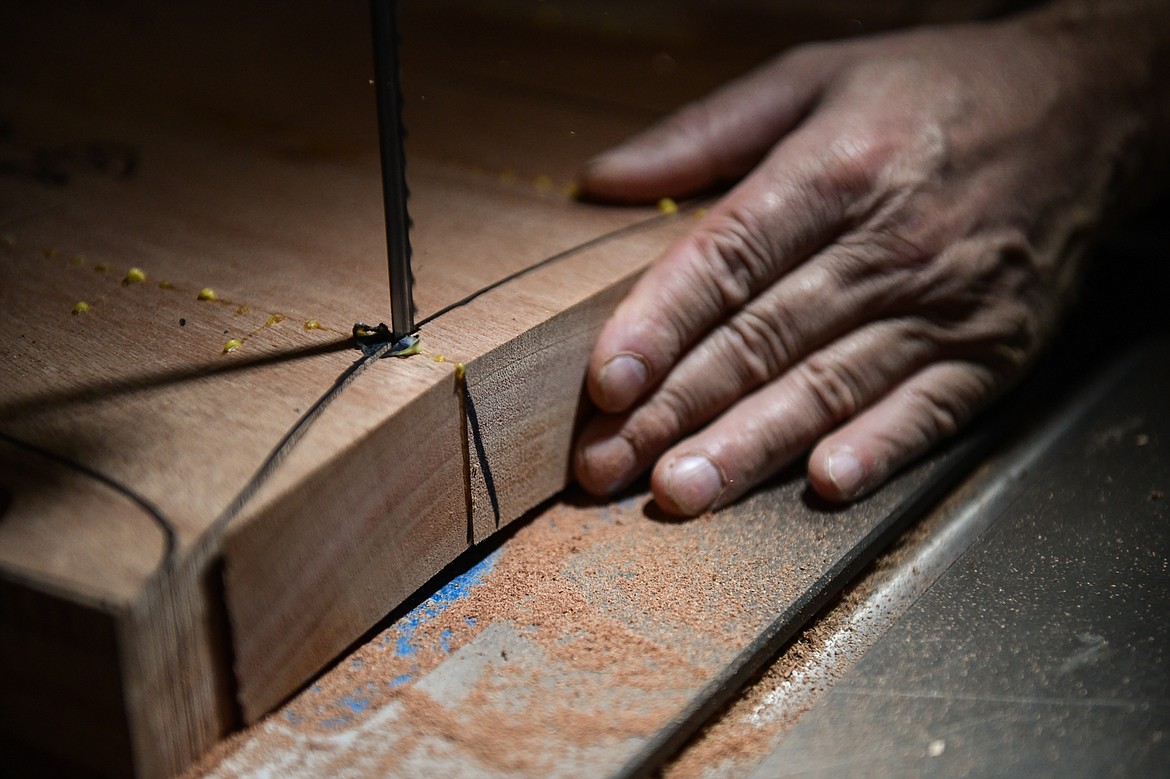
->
[795, 354, 864, 423]
[687, 212, 776, 311]
[722, 308, 799, 385]
[902, 382, 967, 441]
[814, 128, 894, 206]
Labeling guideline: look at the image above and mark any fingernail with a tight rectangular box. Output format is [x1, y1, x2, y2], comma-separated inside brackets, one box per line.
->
[825, 448, 866, 499]
[597, 353, 649, 411]
[580, 436, 637, 495]
[585, 146, 635, 174]
[664, 455, 723, 515]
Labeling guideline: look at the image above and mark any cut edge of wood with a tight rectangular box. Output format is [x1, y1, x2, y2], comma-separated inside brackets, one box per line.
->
[221, 270, 641, 722]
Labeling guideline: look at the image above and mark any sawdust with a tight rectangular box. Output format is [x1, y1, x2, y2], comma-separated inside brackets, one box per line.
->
[193, 472, 853, 777]
[663, 497, 949, 777]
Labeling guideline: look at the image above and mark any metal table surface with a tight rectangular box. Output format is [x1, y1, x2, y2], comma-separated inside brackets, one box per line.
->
[750, 338, 1168, 777]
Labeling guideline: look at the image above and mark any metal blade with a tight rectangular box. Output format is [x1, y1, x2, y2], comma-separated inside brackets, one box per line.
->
[370, 0, 414, 339]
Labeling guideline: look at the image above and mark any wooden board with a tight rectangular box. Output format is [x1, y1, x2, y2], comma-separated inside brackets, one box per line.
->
[1, 1, 997, 775]
[0, 1, 786, 776]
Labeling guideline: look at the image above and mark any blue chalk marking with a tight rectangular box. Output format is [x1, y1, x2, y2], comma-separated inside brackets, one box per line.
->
[465, 617, 477, 627]
[284, 711, 302, 725]
[351, 658, 364, 669]
[390, 674, 412, 689]
[319, 715, 351, 730]
[439, 628, 453, 653]
[392, 549, 499, 658]
[340, 694, 370, 714]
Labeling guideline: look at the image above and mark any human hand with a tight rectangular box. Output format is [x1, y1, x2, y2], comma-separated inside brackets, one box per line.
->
[573, 9, 1163, 515]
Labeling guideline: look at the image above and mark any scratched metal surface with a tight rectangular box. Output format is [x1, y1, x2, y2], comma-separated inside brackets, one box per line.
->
[751, 339, 1170, 778]
[196, 408, 994, 776]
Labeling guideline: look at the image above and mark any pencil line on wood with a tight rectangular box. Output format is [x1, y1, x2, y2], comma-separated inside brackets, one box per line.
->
[414, 210, 678, 331]
[456, 369, 474, 546]
[0, 429, 178, 573]
[210, 342, 394, 537]
[213, 207, 695, 562]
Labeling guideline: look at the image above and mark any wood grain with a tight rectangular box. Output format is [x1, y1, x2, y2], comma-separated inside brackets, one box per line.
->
[1, 0, 980, 773]
[0, 2, 714, 775]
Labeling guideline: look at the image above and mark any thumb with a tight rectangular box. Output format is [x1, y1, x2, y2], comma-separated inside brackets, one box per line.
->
[580, 49, 834, 203]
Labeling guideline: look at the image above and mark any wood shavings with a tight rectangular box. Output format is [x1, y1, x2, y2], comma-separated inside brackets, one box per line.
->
[352, 322, 421, 358]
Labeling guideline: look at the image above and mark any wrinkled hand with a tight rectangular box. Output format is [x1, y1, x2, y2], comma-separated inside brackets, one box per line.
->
[573, 11, 1156, 514]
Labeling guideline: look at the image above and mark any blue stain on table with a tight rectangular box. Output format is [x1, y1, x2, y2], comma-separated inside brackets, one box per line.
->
[340, 693, 370, 714]
[392, 548, 500, 659]
[294, 547, 501, 732]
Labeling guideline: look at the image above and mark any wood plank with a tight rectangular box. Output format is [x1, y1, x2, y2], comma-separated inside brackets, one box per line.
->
[4, 1, 992, 773]
[0, 2, 714, 774]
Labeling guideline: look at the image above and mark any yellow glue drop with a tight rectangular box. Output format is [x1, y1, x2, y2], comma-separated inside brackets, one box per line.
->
[197, 287, 217, 301]
[123, 267, 147, 285]
[534, 174, 554, 192]
[223, 339, 243, 353]
[433, 354, 447, 363]
[158, 280, 174, 289]
[656, 197, 679, 215]
[69, 253, 86, 266]
[304, 320, 321, 330]
[71, 301, 91, 315]
[455, 362, 466, 381]
[264, 313, 286, 327]
[393, 338, 422, 358]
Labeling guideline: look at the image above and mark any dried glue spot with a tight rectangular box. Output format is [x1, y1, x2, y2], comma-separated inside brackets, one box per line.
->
[455, 363, 466, 381]
[563, 182, 581, 199]
[657, 197, 679, 215]
[264, 313, 286, 327]
[94, 263, 111, 274]
[223, 339, 243, 353]
[197, 287, 217, 301]
[236, 304, 250, 315]
[0, 234, 14, 248]
[534, 174, 553, 192]
[123, 267, 147, 285]
[69, 254, 86, 266]
[72, 301, 91, 315]
[498, 169, 517, 184]
[304, 320, 321, 330]
[158, 280, 174, 289]
[43, 248, 61, 260]
[433, 354, 447, 363]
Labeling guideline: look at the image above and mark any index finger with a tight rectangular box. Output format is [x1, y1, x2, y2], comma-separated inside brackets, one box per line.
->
[589, 124, 881, 413]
